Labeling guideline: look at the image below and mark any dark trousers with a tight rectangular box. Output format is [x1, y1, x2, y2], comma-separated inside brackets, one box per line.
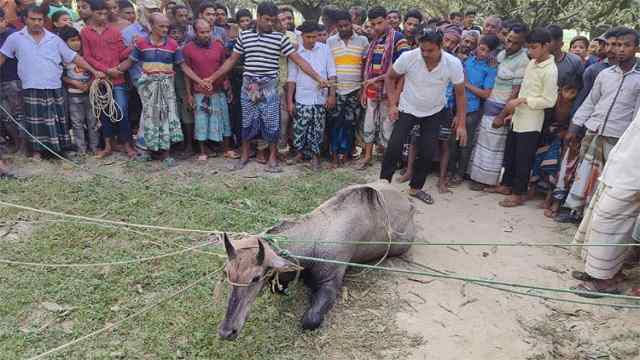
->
[380, 110, 444, 189]
[501, 129, 540, 195]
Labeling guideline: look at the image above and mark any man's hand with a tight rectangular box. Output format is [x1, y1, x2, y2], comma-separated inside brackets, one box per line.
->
[360, 90, 368, 108]
[186, 94, 194, 111]
[318, 79, 330, 89]
[106, 68, 122, 78]
[388, 105, 399, 122]
[505, 97, 526, 113]
[226, 89, 233, 103]
[287, 101, 295, 116]
[198, 79, 212, 91]
[325, 95, 336, 110]
[492, 114, 505, 128]
[564, 131, 578, 145]
[93, 71, 106, 79]
[456, 125, 468, 146]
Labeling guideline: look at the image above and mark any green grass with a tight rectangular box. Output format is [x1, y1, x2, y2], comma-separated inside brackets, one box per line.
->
[0, 166, 421, 359]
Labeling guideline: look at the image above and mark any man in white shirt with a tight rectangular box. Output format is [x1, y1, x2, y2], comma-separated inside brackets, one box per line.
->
[573, 109, 640, 297]
[380, 27, 467, 204]
[287, 21, 337, 170]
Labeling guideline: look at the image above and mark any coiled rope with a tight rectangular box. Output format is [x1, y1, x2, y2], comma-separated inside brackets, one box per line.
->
[89, 79, 122, 123]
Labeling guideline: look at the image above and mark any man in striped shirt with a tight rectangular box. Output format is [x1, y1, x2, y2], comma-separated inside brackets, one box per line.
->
[208, 1, 327, 173]
[326, 9, 368, 166]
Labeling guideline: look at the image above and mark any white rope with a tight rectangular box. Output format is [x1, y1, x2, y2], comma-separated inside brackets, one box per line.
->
[0, 200, 248, 236]
[89, 79, 122, 123]
[26, 267, 225, 360]
[0, 241, 222, 268]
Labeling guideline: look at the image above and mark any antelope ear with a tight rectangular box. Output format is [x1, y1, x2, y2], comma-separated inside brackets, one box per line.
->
[268, 254, 301, 273]
[256, 239, 265, 266]
[223, 233, 236, 260]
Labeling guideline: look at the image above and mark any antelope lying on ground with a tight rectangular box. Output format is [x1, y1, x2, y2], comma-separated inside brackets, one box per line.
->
[218, 182, 416, 340]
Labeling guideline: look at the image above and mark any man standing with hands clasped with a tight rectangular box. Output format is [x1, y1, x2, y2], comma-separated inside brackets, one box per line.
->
[380, 27, 467, 205]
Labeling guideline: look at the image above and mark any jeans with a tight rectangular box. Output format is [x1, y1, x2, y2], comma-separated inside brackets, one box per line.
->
[101, 85, 131, 141]
[380, 110, 445, 190]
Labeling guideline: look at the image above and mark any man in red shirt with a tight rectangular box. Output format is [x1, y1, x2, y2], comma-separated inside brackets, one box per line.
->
[81, 0, 135, 158]
[182, 18, 234, 162]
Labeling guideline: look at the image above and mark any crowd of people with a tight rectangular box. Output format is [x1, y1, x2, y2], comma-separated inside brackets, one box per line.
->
[0, 0, 638, 297]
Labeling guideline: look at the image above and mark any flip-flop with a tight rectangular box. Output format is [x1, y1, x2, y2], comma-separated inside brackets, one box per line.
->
[410, 190, 434, 205]
[571, 270, 594, 282]
[224, 150, 241, 160]
[469, 182, 485, 191]
[264, 163, 283, 173]
[572, 282, 622, 299]
[197, 154, 208, 162]
[162, 157, 177, 168]
[354, 161, 370, 171]
[499, 199, 524, 208]
[229, 159, 249, 171]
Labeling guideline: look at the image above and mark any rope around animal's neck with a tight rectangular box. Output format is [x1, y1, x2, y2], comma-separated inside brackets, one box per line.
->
[89, 79, 123, 123]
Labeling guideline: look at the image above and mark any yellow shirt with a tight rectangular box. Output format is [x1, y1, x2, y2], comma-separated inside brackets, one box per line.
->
[512, 56, 558, 133]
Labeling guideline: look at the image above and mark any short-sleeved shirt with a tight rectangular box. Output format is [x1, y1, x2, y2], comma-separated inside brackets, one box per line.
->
[121, 22, 149, 84]
[130, 36, 184, 76]
[183, 39, 226, 95]
[233, 29, 295, 78]
[64, 62, 91, 94]
[556, 51, 583, 88]
[288, 42, 337, 105]
[0, 27, 19, 82]
[489, 48, 530, 105]
[464, 55, 498, 113]
[327, 32, 369, 95]
[81, 25, 129, 85]
[0, 28, 76, 89]
[393, 49, 464, 118]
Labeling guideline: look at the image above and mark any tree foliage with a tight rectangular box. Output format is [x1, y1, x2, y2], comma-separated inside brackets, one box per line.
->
[277, 0, 637, 34]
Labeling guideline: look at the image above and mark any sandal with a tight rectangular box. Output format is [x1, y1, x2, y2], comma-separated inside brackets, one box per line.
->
[410, 190, 434, 205]
[264, 163, 283, 173]
[469, 182, 485, 191]
[162, 157, 177, 168]
[197, 154, 208, 162]
[354, 160, 370, 171]
[229, 159, 249, 171]
[572, 281, 622, 299]
[499, 198, 524, 208]
[571, 271, 594, 282]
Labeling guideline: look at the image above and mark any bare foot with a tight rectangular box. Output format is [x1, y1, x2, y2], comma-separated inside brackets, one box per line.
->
[32, 153, 42, 161]
[485, 185, 512, 195]
[96, 149, 113, 159]
[397, 171, 412, 183]
[499, 194, 525, 208]
[438, 180, 452, 194]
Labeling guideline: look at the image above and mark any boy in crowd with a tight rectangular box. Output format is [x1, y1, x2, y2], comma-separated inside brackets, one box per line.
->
[448, 34, 499, 185]
[118, 0, 135, 24]
[74, 0, 92, 30]
[61, 26, 98, 154]
[0, 8, 24, 154]
[51, 10, 71, 32]
[357, 6, 409, 170]
[183, 19, 234, 162]
[105, 0, 130, 30]
[286, 21, 337, 170]
[496, 28, 558, 207]
[81, 0, 134, 158]
[385, 10, 401, 32]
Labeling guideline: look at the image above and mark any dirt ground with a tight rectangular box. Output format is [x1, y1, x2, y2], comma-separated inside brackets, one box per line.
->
[388, 175, 640, 360]
[3, 152, 640, 359]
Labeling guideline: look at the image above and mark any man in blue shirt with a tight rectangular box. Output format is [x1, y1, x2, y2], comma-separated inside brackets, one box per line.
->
[449, 34, 499, 185]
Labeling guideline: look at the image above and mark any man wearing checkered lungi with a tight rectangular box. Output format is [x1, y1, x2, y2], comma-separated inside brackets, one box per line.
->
[0, 5, 103, 159]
